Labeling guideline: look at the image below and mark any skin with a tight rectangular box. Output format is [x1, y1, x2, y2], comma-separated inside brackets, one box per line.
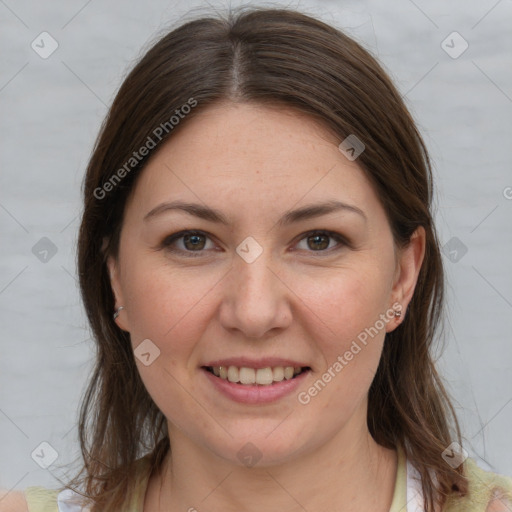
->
[107, 102, 425, 512]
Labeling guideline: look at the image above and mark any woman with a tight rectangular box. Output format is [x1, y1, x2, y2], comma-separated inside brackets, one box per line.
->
[2, 6, 511, 512]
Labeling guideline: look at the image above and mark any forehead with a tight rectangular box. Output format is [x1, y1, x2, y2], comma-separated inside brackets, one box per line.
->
[124, 102, 384, 225]
[153, 102, 340, 175]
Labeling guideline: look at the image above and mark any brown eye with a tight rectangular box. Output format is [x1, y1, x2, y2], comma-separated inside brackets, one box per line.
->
[295, 230, 347, 254]
[160, 229, 347, 258]
[161, 230, 215, 257]
[182, 233, 206, 250]
[307, 233, 330, 250]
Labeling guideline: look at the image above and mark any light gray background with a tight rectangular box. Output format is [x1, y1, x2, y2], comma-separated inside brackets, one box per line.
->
[1, 0, 511, 491]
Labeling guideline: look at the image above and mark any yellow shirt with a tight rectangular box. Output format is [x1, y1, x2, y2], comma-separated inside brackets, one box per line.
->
[24, 445, 512, 511]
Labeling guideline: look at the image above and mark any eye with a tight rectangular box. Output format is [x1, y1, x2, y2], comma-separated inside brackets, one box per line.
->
[161, 230, 217, 257]
[160, 229, 347, 257]
[294, 230, 347, 253]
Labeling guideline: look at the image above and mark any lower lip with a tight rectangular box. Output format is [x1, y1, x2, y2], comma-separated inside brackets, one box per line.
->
[201, 368, 310, 404]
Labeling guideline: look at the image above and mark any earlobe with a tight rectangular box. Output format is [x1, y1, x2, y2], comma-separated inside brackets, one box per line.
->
[387, 227, 426, 330]
[106, 255, 120, 296]
[106, 256, 129, 332]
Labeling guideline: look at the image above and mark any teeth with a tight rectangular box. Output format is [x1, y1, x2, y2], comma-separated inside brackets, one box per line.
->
[255, 367, 273, 385]
[227, 366, 239, 383]
[239, 367, 256, 385]
[284, 366, 294, 380]
[210, 365, 306, 385]
[273, 366, 284, 381]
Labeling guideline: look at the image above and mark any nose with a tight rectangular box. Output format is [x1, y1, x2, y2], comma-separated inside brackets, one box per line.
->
[218, 250, 293, 339]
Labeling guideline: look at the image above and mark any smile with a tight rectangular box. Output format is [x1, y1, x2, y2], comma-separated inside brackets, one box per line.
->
[204, 365, 310, 386]
[201, 363, 312, 404]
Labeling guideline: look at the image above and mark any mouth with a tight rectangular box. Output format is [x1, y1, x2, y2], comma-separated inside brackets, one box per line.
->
[202, 365, 311, 386]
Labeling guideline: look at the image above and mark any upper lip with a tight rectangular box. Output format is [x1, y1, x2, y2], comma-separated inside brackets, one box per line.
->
[202, 357, 310, 369]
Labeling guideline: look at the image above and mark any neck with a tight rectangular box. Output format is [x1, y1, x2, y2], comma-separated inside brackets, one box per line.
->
[147, 416, 398, 512]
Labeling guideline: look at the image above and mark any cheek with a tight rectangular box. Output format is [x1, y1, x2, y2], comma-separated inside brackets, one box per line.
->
[288, 262, 393, 407]
[290, 263, 393, 348]
[122, 257, 215, 342]
[122, 261, 216, 425]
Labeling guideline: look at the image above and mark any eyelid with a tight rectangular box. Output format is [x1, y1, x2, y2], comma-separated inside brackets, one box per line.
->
[160, 230, 218, 257]
[292, 230, 349, 253]
[160, 229, 349, 256]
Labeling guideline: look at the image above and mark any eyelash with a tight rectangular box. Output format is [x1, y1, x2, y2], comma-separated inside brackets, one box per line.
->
[159, 229, 349, 258]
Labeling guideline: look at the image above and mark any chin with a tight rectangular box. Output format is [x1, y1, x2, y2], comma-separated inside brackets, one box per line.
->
[202, 424, 314, 468]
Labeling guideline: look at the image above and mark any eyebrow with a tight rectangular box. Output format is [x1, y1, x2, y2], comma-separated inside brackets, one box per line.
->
[143, 199, 367, 226]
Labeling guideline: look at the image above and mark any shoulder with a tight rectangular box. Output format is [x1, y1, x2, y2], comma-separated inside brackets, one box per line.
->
[0, 454, 154, 512]
[0, 490, 28, 512]
[443, 458, 512, 512]
[1, 487, 60, 512]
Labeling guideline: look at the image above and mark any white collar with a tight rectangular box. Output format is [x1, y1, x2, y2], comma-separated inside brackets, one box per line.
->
[56, 455, 426, 511]
[406, 456, 425, 512]
[57, 488, 91, 512]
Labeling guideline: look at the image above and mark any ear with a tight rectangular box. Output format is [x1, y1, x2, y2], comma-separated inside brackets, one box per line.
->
[106, 254, 130, 332]
[386, 226, 426, 332]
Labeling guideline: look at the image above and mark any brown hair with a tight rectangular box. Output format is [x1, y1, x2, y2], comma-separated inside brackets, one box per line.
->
[70, 6, 468, 511]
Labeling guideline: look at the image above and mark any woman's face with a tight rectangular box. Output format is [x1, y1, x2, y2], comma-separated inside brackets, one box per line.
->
[108, 102, 423, 466]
